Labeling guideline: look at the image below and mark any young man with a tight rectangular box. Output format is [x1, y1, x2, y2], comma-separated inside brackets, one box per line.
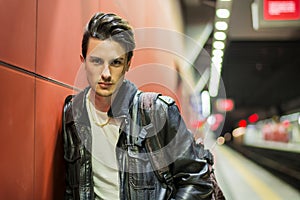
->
[62, 12, 224, 200]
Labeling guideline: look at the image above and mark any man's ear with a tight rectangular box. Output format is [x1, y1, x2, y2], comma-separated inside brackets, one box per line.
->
[126, 60, 131, 71]
[80, 55, 84, 63]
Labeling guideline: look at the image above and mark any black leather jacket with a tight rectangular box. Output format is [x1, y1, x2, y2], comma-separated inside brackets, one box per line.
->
[62, 80, 214, 200]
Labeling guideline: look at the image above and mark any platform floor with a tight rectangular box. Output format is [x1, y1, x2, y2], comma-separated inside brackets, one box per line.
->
[213, 144, 300, 200]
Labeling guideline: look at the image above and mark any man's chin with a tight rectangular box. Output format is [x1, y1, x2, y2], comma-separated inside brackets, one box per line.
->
[95, 91, 113, 97]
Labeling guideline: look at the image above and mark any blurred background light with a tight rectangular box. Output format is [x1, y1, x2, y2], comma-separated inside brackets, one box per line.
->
[213, 41, 225, 49]
[212, 49, 224, 57]
[216, 9, 230, 18]
[212, 56, 223, 64]
[215, 98, 234, 112]
[214, 31, 227, 40]
[201, 90, 211, 118]
[215, 21, 228, 30]
[209, 62, 222, 97]
[232, 127, 246, 137]
[217, 136, 225, 145]
[248, 113, 259, 123]
[238, 119, 247, 127]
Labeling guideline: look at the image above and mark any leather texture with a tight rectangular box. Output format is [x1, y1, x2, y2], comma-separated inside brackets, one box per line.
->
[62, 80, 216, 200]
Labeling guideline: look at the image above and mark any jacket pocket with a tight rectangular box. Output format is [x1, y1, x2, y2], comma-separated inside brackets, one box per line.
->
[127, 147, 156, 189]
[127, 146, 160, 200]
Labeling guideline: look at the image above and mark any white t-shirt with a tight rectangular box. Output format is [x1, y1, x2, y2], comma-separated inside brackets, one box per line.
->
[86, 91, 120, 199]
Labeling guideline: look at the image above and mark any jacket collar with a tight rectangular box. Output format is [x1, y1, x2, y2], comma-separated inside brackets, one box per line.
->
[71, 80, 138, 125]
[108, 80, 138, 118]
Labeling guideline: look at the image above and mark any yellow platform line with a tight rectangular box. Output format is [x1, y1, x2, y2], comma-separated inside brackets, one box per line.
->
[219, 146, 282, 200]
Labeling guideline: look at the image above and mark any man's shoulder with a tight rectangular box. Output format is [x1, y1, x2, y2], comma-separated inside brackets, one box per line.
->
[64, 95, 74, 105]
[138, 92, 175, 108]
[64, 88, 88, 108]
[157, 95, 175, 106]
[63, 89, 87, 121]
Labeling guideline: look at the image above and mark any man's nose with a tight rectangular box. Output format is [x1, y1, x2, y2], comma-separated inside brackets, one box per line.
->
[101, 63, 111, 80]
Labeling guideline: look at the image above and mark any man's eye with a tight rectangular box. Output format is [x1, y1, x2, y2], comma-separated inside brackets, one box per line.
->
[111, 60, 123, 66]
[89, 57, 103, 65]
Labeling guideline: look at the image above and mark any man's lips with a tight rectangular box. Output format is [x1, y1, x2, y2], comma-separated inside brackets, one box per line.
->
[98, 82, 113, 88]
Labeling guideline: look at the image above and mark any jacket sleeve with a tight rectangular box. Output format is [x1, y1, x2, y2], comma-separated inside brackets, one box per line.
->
[153, 99, 214, 199]
[62, 95, 80, 200]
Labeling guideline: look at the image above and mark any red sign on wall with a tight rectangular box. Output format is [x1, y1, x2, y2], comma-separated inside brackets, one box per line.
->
[264, 0, 300, 20]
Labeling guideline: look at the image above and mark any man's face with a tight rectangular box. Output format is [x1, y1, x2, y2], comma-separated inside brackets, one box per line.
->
[84, 37, 129, 97]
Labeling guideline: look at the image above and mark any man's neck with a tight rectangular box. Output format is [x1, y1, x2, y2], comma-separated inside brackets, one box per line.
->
[88, 90, 111, 112]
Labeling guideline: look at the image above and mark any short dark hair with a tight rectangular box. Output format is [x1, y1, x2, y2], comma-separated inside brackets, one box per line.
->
[82, 12, 135, 62]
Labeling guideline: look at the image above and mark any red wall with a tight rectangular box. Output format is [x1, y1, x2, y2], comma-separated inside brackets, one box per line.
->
[0, 0, 184, 199]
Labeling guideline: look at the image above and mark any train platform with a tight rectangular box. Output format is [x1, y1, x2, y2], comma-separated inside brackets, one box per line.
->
[212, 144, 300, 200]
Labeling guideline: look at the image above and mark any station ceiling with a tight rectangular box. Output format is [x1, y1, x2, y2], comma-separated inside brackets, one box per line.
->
[180, 0, 300, 132]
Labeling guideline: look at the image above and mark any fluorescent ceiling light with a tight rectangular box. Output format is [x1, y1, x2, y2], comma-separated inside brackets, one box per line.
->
[212, 49, 224, 57]
[215, 21, 228, 30]
[216, 9, 230, 18]
[209, 63, 222, 97]
[214, 31, 227, 40]
[212, 62, 222, 74]
[212, 56, 223, 64]
[201, 90, 211, 117]
[213, 41, 225, 49]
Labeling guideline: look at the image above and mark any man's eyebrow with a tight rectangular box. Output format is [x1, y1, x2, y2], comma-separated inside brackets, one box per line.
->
[114, 57, 125, 60]
[88, 55, 125, 60]
[89, 55, 100, 58]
